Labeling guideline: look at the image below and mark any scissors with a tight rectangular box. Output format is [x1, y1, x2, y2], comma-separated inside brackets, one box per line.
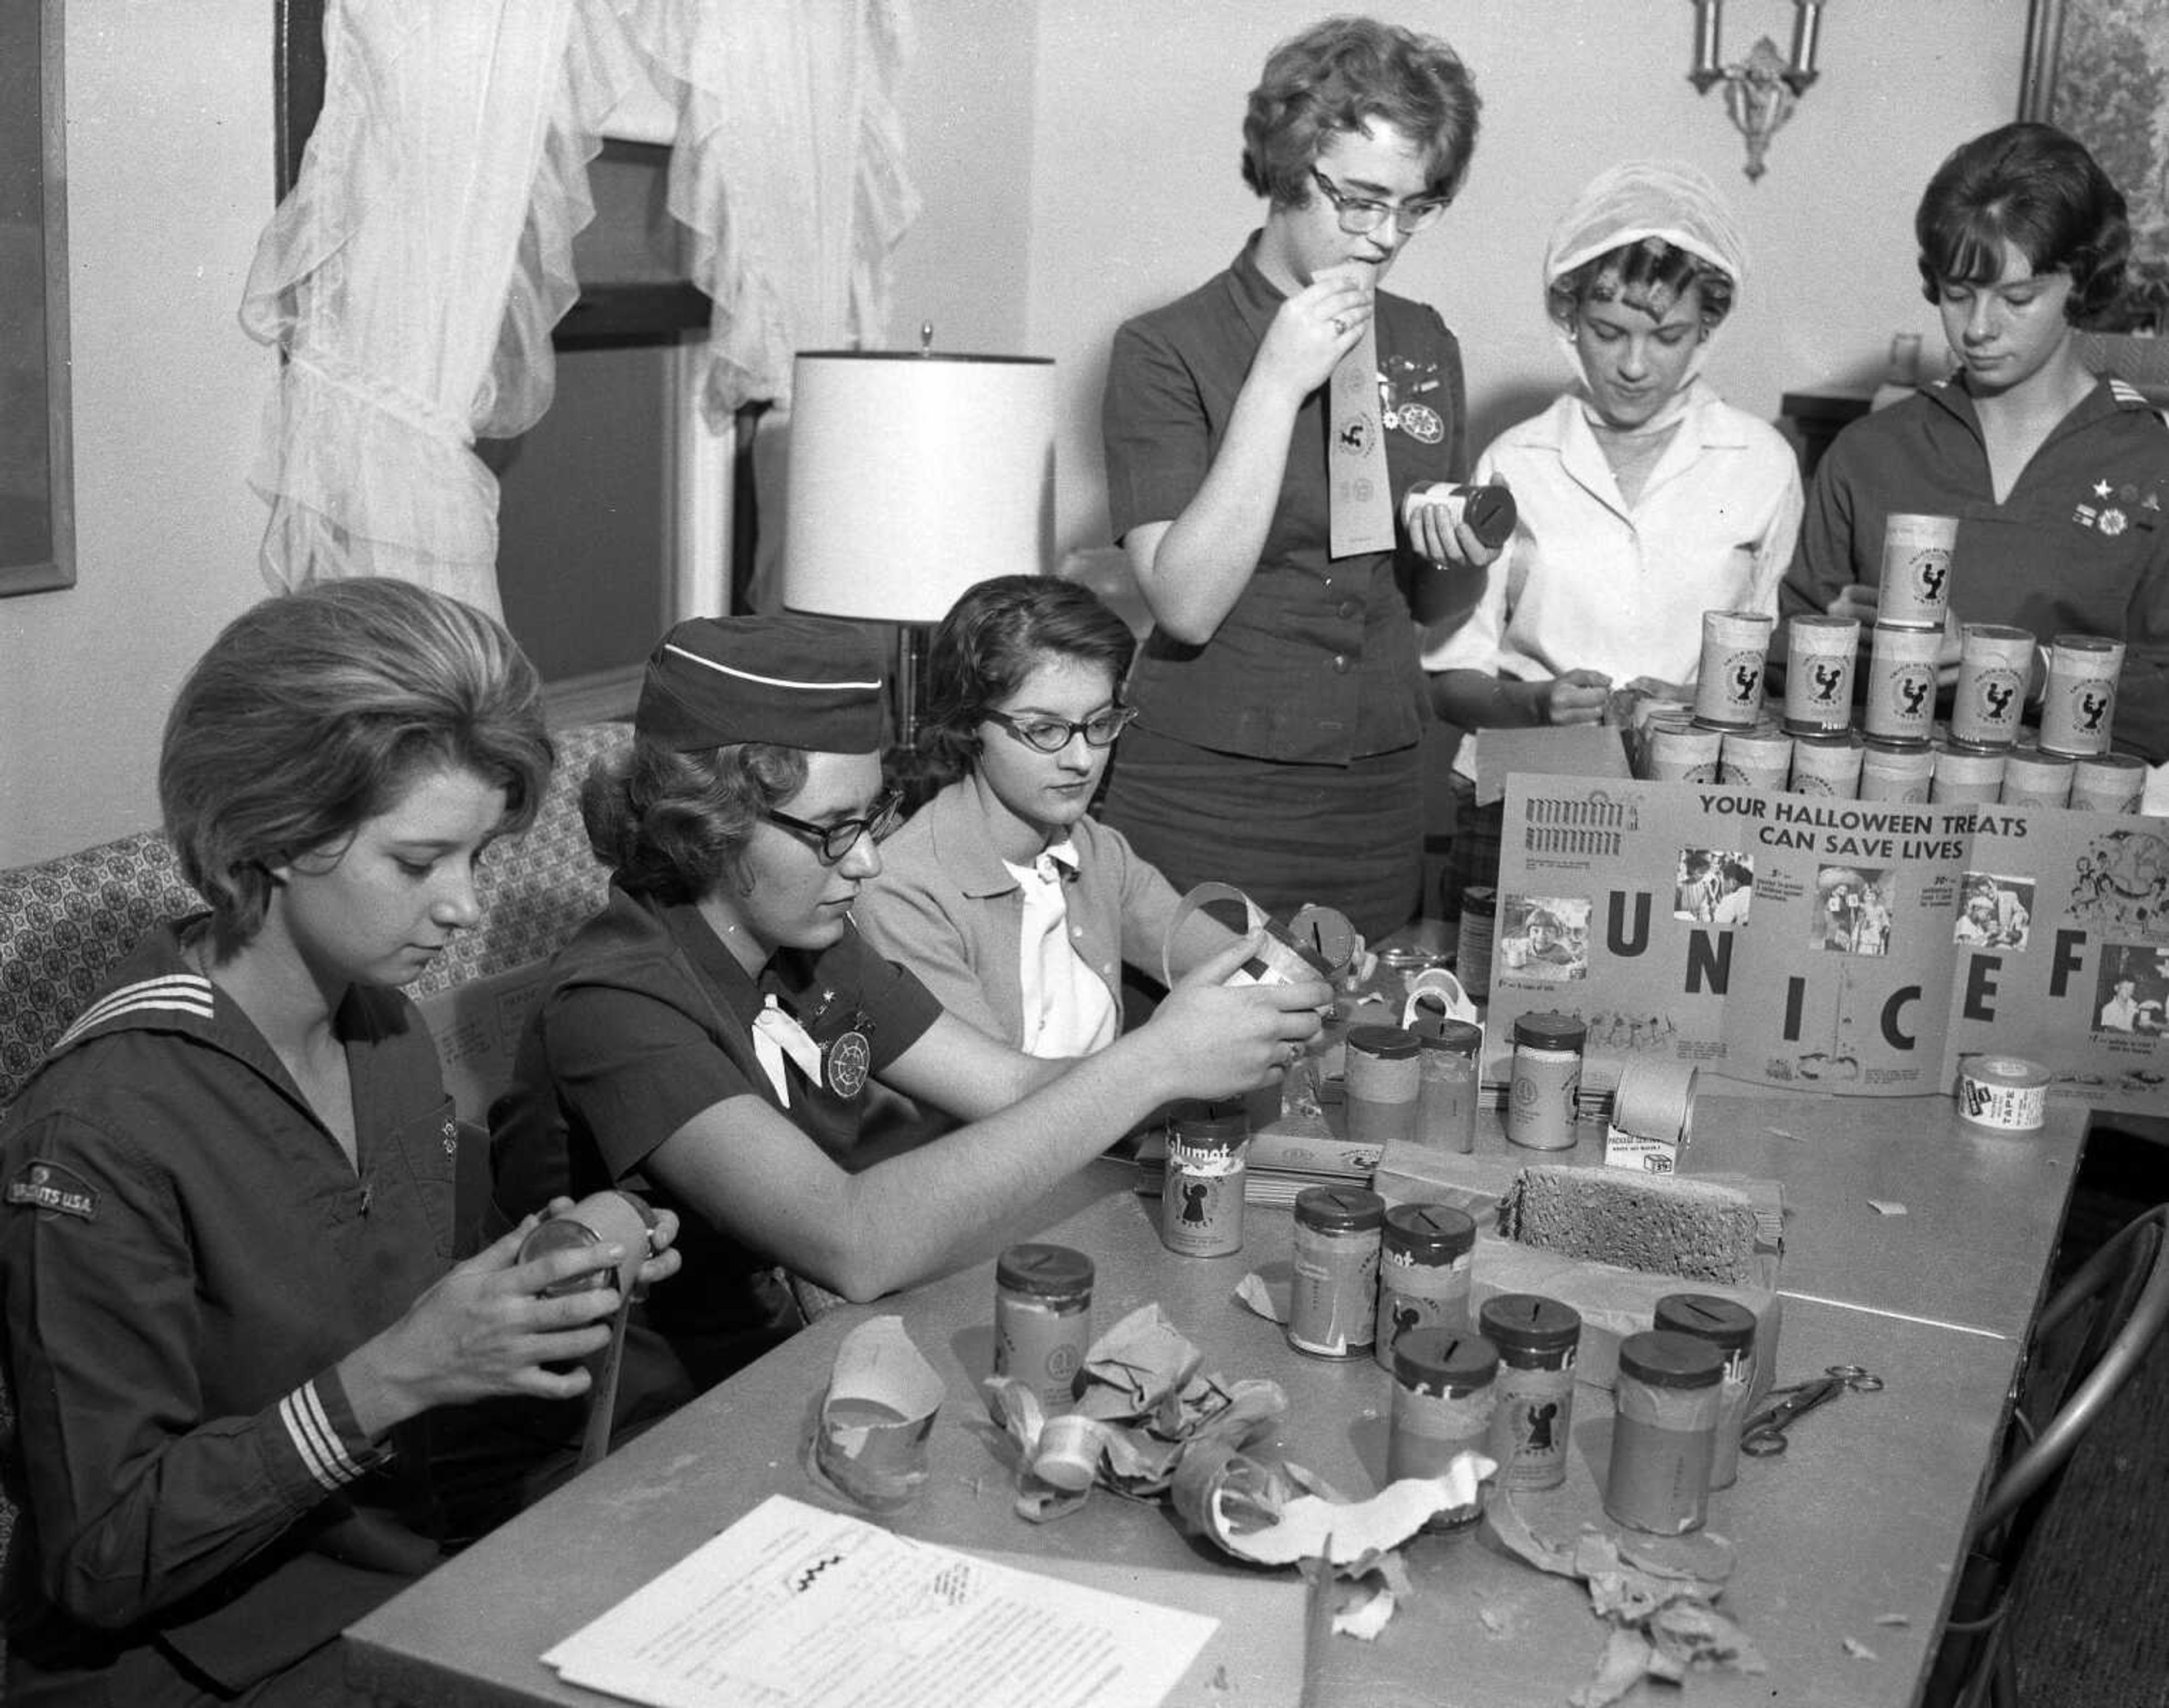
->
[1739, 1363, 1884, 1457]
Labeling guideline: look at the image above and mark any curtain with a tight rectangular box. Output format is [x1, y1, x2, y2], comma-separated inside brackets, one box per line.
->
[631, 0, 919, 609]
[243, 0, 919, 618]
[241, 0, 644, 615]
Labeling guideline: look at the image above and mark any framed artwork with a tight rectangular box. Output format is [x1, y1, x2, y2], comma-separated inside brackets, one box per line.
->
[2020, 0, 2169, 332]
[0, 0, 76, 596]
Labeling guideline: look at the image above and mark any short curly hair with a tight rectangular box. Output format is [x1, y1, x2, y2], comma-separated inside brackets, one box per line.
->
[159, 578, 551, 955]
[1915, 122, 2129, 325]
[1549, 238, 1736, 335]
[581, 737, 811, 904]
[917, 576, 1136, 789]
[1240, 15, 1480, 208]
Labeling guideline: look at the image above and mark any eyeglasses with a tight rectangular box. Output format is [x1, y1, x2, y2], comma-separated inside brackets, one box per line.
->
[1310, 168, 1451, 237]
[761, 789, 905, 864]
[983, 704, 1140, 753]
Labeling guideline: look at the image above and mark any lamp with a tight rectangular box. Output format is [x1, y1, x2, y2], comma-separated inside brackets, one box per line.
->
[1688, 0, 1826, 182]
[778, 340, 1056, 761]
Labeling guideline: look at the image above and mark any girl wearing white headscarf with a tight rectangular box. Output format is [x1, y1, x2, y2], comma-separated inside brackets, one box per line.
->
[1424, 161, 1802, 730]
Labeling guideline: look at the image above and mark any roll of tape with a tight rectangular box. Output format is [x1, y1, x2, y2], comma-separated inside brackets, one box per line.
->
[517, 1190, 656, 1297]
[1955, 1055, 2049, 1133]
[1610, 1058, 1699, 1145]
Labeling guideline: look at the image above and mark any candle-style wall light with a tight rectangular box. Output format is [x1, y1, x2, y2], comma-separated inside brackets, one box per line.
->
[1689, 0, 1826, 182]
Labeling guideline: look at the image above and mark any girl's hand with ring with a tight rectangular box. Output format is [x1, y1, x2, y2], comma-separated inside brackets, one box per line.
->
[1258, 270, 1372, 399]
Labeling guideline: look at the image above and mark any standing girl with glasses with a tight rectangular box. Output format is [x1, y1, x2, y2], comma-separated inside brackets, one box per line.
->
[857, 577, 1235, 1064]
[493, 614, 1326, 1395]
[1099, 15, 1494, 941]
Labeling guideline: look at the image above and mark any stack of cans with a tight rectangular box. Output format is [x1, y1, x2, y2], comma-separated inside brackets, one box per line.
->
[1650, 510, 2139, 811]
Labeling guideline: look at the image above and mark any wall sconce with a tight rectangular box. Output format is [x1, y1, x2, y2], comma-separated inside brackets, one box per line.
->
[1689, 0, 1826, 182]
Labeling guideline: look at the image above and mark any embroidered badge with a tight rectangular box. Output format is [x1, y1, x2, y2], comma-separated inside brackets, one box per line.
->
[824, 1030, 872, 1097]
[2100, 508, 2129, 537]
[7, 1161, 98, 1221]
[1380, 355, 1445, 443]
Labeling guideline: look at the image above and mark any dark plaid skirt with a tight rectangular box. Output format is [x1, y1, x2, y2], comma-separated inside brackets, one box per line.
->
[1099, 724, 1423, 942]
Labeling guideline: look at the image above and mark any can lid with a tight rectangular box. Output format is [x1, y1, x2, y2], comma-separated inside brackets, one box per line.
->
[1293, 1184, 1386, 1232]
[2049, 631, 2123, 653]
[1419, 1019, 1484, 1057]
[1653, 1293, 1757, 1350]
[2074, 751, 2146, 774]
[1478, 1292, 1582, 1351]
[1512, 1010, 1587, 1049]
[1260, 918, 1335, 978]
[996, 1242, 1095, 1299]
[1346, 1023, 1420, 1060]
[1167, 1099, 1249, 1140]
[1392, 1328, 1499, 1391]
[1618, 1328, 1725, 1389]
[1383, 1201, 1477, 1260]
[1861, 735, 1934, 755]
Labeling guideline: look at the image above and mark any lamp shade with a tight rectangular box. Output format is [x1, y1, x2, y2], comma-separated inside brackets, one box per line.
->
[778, 350, 1056, 623]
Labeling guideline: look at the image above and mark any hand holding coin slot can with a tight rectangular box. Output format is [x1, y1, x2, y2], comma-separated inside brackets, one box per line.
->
[517, 1190, 661, 1299]
[1401, 481, 1519, 552]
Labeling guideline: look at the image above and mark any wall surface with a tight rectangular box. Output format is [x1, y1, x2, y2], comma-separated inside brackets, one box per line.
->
[1, 0, 273, 865]
[1, 1, 2032, 865]
[1027, 0, 2027, 554]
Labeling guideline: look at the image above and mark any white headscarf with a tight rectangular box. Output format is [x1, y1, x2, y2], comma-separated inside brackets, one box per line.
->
[1542, 160, 1749, 435]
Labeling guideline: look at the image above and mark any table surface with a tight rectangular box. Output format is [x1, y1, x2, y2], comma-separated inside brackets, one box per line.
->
[346, 1095, 2089, 1708]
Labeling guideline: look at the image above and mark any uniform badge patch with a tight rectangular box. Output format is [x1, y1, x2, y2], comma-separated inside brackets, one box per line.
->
[824, 1031, 872, 1098]
[7, 1161, 99, 1221]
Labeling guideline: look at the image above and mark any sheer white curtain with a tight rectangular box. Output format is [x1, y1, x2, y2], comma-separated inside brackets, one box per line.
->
[243, 0, 918, 618]
[631, 0, 919, 609]
[239, 0, 646, 615]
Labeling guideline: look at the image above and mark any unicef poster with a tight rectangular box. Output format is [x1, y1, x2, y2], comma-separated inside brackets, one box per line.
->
[1489, 777, 2169, 1115]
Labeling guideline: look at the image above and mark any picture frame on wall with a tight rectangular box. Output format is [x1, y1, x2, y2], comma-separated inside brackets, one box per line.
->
[0, 0, 76, 597]
[2019, 0, 2169, 336]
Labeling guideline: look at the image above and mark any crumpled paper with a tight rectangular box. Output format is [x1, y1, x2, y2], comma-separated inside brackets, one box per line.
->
[1486, 1494, 1766, 1706]
[979, 1304, 1495, 1571]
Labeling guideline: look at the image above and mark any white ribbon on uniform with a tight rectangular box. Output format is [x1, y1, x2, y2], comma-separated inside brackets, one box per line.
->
[751, 994, 823, 1107]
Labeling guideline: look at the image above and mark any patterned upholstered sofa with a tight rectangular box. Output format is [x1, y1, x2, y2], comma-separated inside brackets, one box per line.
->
[0, 720, 631, 1652]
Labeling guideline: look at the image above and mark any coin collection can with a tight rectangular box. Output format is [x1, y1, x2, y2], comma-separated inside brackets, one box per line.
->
[1287, 1186, 1386, 1358]
[1648, 717, 1725, 782]
[994, 1243, 1095, 1413]
[1387, 1329, 1500, 1529]
[2037, 634, 2125, 759]
[1858, 735, 1936, 803]
[1480, 1293, 1582, 1491]
[1605, 1330, 1726, 1535]
[1931, 740, 2006, 805]
[2000, 744, 2074, 808]
[1373, 1202, 1477, 1370]
[1345, 1024, 1422, 1153]
[1160, 1100, 1248, 1258]
[1788, 730, 1865, 798]
[1692, 609, 1776, 727]
[2070, 751, 2146, 814]
[1719, 726, 1794, 791]
[1453, 886, 1496, 1003]
[1417, 1020, 1484, 1153]
[1863, 622, 1942, 746]
[1950, 624, 2035, 749]
[1653, 1294, 1758, 1490]
[1876, 512, 1957, 625]
[1783, 613, 1861, 735]
[1506, 1011, 1586, 1151]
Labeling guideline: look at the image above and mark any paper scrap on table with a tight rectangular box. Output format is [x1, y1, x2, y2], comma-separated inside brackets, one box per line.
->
[811, 1316, 945, 1513]
[1869, 1200, 1908, 1217]
[1235, 1271, 1289, 1324]
[1488, 1495, 1763, 1704]
[542, 1493, 1216, 1708]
